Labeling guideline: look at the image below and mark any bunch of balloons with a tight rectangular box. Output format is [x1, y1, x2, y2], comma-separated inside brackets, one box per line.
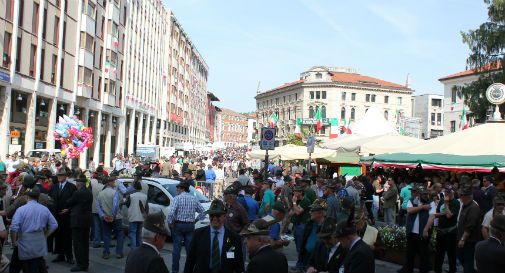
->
[54, 115, 93, 159]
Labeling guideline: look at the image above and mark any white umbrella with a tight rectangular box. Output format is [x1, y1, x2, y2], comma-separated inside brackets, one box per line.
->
[247, 144, 337, 160]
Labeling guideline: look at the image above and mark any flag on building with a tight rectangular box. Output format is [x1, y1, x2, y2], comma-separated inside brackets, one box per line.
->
[113, 36, 119, 48]
[315, 106, 322, 132]
[460, 107, 469, 130]
[294, 118, 302, 136]
[330, 118, 339, 138]
[104, 60, 110, 73]
[269, 113, 278, 128]
[343, 118, 352, 135]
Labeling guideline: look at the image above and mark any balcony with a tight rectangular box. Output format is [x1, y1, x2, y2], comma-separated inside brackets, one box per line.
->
[78, 49, 94, 70]
[103, 93, 116, 106]
[80, 14, 96, 36]
[76, 85, 92, 98]
[108, 4, 120, 24]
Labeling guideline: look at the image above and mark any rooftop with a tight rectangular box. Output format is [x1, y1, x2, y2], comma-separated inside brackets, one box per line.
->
[439, 61, 503, 81]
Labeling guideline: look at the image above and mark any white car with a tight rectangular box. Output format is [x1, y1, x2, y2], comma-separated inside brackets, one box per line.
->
[26, 149, 61, 159]
[118, 177, 211, 237]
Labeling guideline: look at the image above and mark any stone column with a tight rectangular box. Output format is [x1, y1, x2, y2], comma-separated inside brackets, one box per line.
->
[144, 115, 151, 144]
[127, 109, 135, 154]
[158, 120, 164, 147]
[0, 87, 12, 156]
[78, 108, 89, 169]
[151, 117, 157, 144]
[93, 111, 102, 164]
[104, 115, 112, 168]
[24, 93, 37, 155]
[116, 116, 126, 154]
[137, 112, 144, 145]
[46, 98, 57, 150]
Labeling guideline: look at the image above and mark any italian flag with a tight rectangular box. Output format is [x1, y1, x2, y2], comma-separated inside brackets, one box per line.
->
[343, 118, 352, 134]
[294, 118, 302, 136]
[269, 113, 278, 128]
[460, 107, 469, 130]
[330, 118, 339, 138]
[315, 106, 322, 132]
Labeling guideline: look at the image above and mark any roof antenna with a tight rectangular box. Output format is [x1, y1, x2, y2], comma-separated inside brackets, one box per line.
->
[256, 81, 262, 94]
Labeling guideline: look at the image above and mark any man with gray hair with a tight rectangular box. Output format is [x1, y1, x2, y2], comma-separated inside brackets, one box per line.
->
[124, 212, 169, 273]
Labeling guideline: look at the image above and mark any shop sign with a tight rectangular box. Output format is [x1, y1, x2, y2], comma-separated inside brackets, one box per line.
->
[11, 138, 18, 145]
[0, 71, 10, 83]
[10, 130, 20, 138]
[301, 118, 330, 125]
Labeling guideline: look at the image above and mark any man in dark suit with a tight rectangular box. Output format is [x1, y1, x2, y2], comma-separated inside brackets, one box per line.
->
[334, 213, 375, 273]
[242, 219, 288, 273]
[307, 217, 346, 273]
[475, 215, 505, 273]
[184, 200, 244, 273]
[66, 174, 93, 272]
[124, 212, 170, 273]
[50, 167, 77, 264]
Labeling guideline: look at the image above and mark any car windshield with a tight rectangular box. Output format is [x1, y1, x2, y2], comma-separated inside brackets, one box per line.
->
[162, 184, 210, 203]
[26, 151, 49, 158]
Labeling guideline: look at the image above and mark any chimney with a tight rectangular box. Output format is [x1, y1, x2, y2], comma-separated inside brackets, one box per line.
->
[405, 73, 411, 88]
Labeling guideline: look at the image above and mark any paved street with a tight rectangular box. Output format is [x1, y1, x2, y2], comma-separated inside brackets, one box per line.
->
[3, 239, 401, 273]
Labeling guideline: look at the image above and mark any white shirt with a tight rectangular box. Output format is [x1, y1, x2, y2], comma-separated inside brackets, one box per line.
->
[482, 208, 505, 228]
[328, 242, 340, 263]
[407, 199, 436, 234]
[215, 169, 225, 180]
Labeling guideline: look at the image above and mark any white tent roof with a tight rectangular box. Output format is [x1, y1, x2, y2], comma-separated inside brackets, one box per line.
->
[360, 134, 425, 155]
[350, 106, 398, 137]
[247, 144, 337, 160]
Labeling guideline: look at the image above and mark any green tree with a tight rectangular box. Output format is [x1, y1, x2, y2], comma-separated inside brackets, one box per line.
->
[459, 0, 505, 122]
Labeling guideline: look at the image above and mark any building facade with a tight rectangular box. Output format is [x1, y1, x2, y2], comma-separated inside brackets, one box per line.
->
[206, 92, 219, 143]
[0, 0, 209, 167]
[219, 108, 248, 147]
[246, 113, 257, 144]
[412, 94, 444, 139]
[255, 66, 414, 142]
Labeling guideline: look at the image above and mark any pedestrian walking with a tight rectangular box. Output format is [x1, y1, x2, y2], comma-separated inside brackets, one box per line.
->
[481, 194, 505, 240]
[258, 179, 275, 217]
[126, 181, 148, 249]
[96, 175, 124, 259]
[323, 180, 340, 220]
[456, 179, 481, 273]
[124, 212, 170, 273]
[298, 199, 327, 272]
[90, 174, 104, 248]
[184, 199, 244, 273]
[10, 187, 58, 273]
[306, 217, 346, 273]
[382, 177, 398, 226]
[242, 219, 288, 273]
[167, 181, 206, 273]
[66, 174, 93, 272]
[223, 186, 249, 234]
[475, 215, 505, 273]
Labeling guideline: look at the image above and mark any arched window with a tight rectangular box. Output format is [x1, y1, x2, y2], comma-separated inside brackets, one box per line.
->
[321, 106, 327, 119]
[309, 106, 314, 118]
[351, 108, 355, 120]
[384, 110, 389, 120]
[340, 107, 346, 120]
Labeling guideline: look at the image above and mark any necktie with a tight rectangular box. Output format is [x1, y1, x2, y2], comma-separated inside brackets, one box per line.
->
[211, 230, 220, 272]
[59, 183, 64, 193]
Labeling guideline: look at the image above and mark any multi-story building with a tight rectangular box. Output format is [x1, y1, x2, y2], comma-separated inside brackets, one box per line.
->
[165, 11, 209, 147]
[255, 66, 414, 142]
[412, 94, 444, 139]
[439, 62, 501, 134]
[220, 108, 248, 147]
[246, 113, 257, 144]
[0, 0, 127, 168]
[0, 0, 209, 167]
[206, 92, 219, 143]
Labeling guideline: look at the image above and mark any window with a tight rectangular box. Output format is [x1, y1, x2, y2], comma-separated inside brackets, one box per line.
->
[110, 21, 119, 37]
[32, 3, 39, 35]
[342, 92, 346, 101]
[97, 76, 102, 99]
[322, 91, 326, 99]
[398, 97, 403, 105]
[78, 66, 93, 86]
[6, 0, 14, 21]
[315, 72, 322, 79]
[18, 0, 24, 27]
[341, 107, 346, 120]
[42, 8, 47, 39]
[15, 37, 21, 72]
[51, 54, 57, 84]
[351, 108, 355, 120]
[295, 93, 298, 101]
[101, 16, 105, 38]
[316, 91, 320, 99]
[39, 49, 45, 79]
[384, 96, 389, 104]
[351, 93, 356, 101]
[310, 91, 314, 99]
[60, 57, 64, 86]
[29, 44, 36, 77]
[321, 106, 326, 119]
[366, 94, 370, 102]
[451, 89, 457, 103]
[54, 16, 60, 45]
[275, 98, 279, 105]
[2, 32, 12, 68]
[371, 94, 376, 102]
[84, 1, 96, 18]
[384, 110, 388, 120]
[80, 32, 94, 52]
[62, 21, 67, 49]
[437, 113, 442, 126]
[98, 46, 103, 68]
[431, 99, 442, 107]
[450, 121, 456, 133]
[109, 80, 116, 95]
[431, 113, 435, 125]
[309, 106, 314, 118]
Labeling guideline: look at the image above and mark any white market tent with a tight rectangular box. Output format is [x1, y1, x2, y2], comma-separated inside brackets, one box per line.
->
[350, 106, 398, 137]
[247, 144, 337, 160]
[360, 134, 425, 155]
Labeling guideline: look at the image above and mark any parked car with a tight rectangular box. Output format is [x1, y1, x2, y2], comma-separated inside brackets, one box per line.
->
[26, 149, 61, 159]
[118, 177, 211, 237]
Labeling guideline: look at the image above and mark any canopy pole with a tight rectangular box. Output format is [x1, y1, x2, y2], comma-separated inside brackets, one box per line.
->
[263, 149, 269, 180]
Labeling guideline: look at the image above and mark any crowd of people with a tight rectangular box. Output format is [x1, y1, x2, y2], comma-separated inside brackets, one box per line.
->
[0, 150, 504, 273]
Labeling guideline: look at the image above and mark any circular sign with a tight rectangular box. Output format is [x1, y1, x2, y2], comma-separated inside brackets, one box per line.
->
[486, 83, 505, 105]
[264, 129, 274, 141]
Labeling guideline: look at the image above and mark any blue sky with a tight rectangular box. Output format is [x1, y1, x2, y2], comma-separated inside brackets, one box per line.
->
[163, 0, 489, 112]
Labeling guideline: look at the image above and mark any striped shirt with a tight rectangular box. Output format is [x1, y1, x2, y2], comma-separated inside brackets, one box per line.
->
[167, 192, 205, 224]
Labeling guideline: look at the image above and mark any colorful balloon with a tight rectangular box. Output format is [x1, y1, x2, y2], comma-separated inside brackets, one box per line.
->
[54, 115, 94, 159]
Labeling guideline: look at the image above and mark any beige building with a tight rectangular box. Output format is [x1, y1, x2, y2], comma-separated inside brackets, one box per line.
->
[0, 0, 209, 167]
[255, 66, 414, 142]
